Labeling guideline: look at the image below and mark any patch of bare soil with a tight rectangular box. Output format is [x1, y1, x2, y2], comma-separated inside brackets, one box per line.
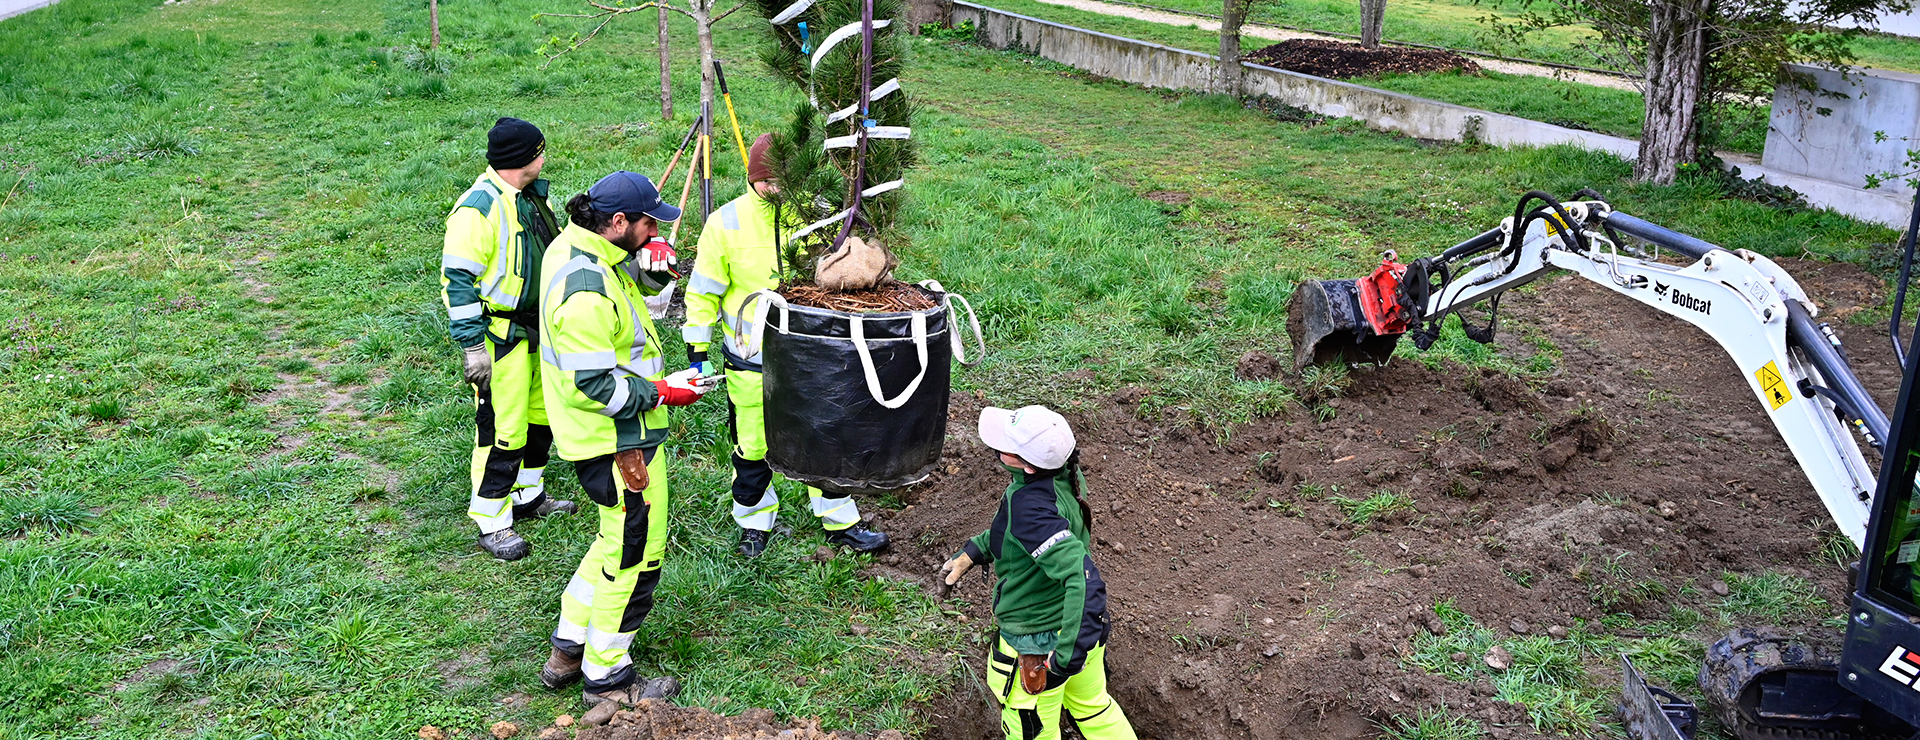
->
[870, 258, 1890, 739]
[1247, 39, 1482, 79]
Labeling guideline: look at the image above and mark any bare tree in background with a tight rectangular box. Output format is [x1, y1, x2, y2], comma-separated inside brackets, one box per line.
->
[1217, 0, 1254, 94]
[1486, 0, 1907, 183]
[1358, 0, 1384, 48]
[658, 5, 672, 120]
[539, 0, 753, 117]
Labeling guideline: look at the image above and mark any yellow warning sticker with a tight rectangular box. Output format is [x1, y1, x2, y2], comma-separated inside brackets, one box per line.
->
[1755, 361, 1792, 410]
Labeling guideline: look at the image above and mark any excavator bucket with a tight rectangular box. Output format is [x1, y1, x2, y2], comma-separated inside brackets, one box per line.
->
[1286, 278, 1402, 370]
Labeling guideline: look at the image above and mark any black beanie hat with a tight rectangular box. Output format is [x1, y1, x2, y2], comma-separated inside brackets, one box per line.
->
[487, 117, 545, 171]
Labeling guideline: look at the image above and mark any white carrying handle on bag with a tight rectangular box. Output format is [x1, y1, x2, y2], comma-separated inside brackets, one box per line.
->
[918, 279, 987, 367]
[851, 311, 929, 409]
[742, 288, 790, 359]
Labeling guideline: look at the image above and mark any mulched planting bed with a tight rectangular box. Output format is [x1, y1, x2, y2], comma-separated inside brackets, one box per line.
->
[781, 281, 938, 313]
[1247, 38, 1482, 78]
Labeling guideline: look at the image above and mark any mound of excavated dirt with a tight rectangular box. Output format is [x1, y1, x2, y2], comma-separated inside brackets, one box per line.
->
[521, 699, 909, 740]
[1246, 38, 1482, 79]
[864, 258, 1893, 739]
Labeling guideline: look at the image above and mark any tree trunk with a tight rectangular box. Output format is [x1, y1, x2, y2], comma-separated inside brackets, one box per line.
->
[1635, 0, 1711, 183]
[694, 3, 716, 118]
[659, 2, 673, 120]
[1217, 0, 1250, 94]
[1358, 0, 1385, 49]
[429, 0, 440, 49]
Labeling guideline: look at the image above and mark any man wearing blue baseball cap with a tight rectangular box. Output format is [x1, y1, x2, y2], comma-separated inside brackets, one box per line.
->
[535, 171, 715, 708]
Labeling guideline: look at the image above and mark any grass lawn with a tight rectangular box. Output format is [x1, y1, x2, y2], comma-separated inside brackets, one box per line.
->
[0, 0, 1900, 735]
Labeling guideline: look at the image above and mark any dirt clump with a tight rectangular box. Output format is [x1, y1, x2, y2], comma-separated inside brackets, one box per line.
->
[1235, 350, 1281, 380]
[1247, 38, 1482, 78]
[884, 259, 1889, 740]
[532, 699, 908, 740]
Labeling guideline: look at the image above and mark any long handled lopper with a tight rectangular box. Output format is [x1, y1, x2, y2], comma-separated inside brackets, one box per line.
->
[712, 61, 753, 179]
[669, 131, 702, 243]
[657, 114, 705, 186]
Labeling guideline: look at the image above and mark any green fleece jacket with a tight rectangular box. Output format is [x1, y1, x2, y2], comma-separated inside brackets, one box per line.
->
[961, 467, 1108, 675]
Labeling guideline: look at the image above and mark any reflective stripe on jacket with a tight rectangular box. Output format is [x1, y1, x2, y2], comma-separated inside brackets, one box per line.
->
[537, 223, 670, 461]
[683, 191, 786, 365]
[961, 469, 1105, 675]
[441, 169, 556, 348]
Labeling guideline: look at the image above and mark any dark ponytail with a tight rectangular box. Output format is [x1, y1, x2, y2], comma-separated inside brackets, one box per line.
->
[1036, 449, 1093, 535]
[565, 193, 620, 232]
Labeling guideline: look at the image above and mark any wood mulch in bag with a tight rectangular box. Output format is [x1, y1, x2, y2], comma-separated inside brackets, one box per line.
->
[1245, 38, 1481, 79]
[781, 281, 937, 313]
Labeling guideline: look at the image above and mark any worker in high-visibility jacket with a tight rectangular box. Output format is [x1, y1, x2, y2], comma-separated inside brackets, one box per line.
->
[535, 171, 715, 707]
[441, 117, 577, 562]
[683, 133, 890, 558]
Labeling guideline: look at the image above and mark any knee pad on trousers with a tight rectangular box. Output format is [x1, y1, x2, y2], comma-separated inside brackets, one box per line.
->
[730, 452, 774, 507]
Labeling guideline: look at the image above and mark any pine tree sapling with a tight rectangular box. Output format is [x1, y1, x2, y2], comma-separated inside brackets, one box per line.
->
[755, 0, 916, 290]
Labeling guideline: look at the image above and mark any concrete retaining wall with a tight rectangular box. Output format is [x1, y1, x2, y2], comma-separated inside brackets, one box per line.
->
[951, 1, 1913, 228]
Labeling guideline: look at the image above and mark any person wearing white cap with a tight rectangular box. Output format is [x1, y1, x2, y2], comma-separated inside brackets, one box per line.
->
[940, 406, 1136, 740]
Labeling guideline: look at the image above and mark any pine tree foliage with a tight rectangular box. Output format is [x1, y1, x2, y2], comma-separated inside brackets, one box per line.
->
[753, 0, 916, 279]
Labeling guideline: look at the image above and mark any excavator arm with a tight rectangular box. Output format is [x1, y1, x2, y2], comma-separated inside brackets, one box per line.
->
[1287, 192, 1886, 547]
[1287, 189, 1920, 740]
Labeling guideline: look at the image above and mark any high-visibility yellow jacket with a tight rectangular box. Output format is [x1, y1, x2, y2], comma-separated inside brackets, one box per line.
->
[441, 169, 558, 349]
[683, 190, 786, 368]
[538, 223, 671, 461]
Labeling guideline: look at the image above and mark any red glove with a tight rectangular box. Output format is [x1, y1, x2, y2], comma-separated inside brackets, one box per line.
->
[651, 369, 712, 407]
[652, 379, 701, 407]
[640, 237, 680, 278]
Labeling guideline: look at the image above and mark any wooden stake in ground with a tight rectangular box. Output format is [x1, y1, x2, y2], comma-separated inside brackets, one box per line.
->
[430, 0, 441, 49]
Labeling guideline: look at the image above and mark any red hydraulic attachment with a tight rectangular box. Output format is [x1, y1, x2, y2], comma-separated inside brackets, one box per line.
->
[1355, 250, 1410, 336]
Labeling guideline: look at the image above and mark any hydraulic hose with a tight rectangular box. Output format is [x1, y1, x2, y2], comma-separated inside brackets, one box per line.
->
[1786, 299, 1891, 450]
[1890, 192, 1920, 365]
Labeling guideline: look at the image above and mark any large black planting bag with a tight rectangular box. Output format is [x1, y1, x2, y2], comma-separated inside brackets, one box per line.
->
[748, 283, 982, 495]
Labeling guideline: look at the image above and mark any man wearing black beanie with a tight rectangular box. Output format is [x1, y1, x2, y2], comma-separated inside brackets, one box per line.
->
[440, 116, 575, 561]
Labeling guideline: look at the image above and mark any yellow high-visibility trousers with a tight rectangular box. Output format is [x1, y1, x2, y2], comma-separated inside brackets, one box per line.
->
[984, 638, 1136, 740]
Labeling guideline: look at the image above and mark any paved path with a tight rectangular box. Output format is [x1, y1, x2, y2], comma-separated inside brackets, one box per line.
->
[0, 0, 59, 21]
[1033, 0, 1639, 92]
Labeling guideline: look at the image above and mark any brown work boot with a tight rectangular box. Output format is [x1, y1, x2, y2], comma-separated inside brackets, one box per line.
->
[539, 648, 582, 689]
[582, 676, 682, 707]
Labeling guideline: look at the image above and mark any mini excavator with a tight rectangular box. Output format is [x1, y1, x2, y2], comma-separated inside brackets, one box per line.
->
[1285, 189, 1920, 739]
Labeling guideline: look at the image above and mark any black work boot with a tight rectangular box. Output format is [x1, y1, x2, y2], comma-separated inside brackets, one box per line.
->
[478, 528, 531, 561]
[825, 525, 890, 553]
[737, 528, 773, 558]
[539, 648, 583, 689]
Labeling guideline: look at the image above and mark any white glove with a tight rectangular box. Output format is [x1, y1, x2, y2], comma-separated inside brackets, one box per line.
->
[462, 344, 492, 388]
[664, 367, 722, 395]
[940, 552, 975, 586]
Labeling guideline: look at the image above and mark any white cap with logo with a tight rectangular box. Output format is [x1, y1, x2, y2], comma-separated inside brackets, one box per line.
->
[978, 405, 1076, 470]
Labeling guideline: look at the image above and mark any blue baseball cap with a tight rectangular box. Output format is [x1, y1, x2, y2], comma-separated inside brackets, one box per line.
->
[587, 171, 681, 223]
